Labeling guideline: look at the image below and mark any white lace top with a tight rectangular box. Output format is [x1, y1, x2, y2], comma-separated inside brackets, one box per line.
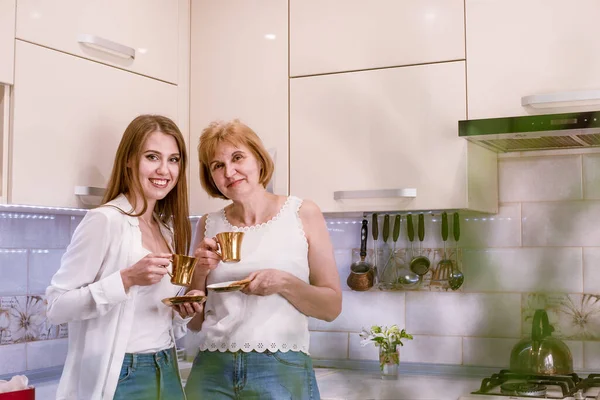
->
[199, 196, 310, 354]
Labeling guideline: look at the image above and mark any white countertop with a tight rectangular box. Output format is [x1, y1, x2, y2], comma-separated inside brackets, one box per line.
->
[315, 368, 483, 400]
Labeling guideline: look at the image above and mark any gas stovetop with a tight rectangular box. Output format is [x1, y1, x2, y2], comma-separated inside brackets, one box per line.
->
[458, 370, 600, 400]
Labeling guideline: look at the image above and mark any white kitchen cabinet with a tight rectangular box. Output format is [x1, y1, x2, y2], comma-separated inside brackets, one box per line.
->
[290, 61, 497, 213]
[189, 0, 288, 216]
[16, 0, 179, 84]
[290, 0, 464, 77]
[10, 41, 178, 208]
[0, 0, 16, 84]
[466, 0, 600, 119]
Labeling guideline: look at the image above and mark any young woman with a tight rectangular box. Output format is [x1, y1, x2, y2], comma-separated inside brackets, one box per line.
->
[184, 120, 342, 400]
[46, 115, 203, 400]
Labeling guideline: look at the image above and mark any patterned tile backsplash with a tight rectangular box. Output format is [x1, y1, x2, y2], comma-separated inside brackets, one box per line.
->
[3, 151, 600, 376]
[0, 213, 76, 375]
[0, 296, 67, 344]
[522, 293, 600, 340]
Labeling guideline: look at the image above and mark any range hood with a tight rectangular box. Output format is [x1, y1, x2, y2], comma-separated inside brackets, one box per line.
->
[459, 111, 600, 153]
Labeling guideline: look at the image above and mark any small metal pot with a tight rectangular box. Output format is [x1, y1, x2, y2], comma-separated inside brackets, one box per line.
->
[347, 263, 375, 291]
[347, 219, 374, 291]
[409, 214, 430, 276]
[509, 309, 573, 375]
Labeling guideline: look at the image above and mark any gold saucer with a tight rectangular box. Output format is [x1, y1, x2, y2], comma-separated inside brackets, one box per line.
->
[161, 295, 207, 307]
[207, 278, 251, 293]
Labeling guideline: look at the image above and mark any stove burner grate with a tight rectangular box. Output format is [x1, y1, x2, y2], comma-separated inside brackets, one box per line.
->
[473, 369, 581, 398]
[500, 382, 547, 397]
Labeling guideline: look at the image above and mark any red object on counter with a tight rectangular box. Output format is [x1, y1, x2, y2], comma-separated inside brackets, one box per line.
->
[0, 387, 35, 400]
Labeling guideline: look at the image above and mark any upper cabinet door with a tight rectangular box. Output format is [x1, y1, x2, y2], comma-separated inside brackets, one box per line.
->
[16, 0, 179, 84]
[189, 0, 288, 216]
[11, 41, 178, 208]
[0, 0, 16, 84]
[466, 0, 600, 119]
[290, 0, 465, 77]
[290, 61, 497, 214]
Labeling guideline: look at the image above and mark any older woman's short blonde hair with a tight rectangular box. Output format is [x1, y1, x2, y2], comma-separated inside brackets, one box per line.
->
[198, 119, 274, 199]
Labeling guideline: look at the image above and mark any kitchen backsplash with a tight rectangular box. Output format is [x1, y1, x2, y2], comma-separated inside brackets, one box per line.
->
[303, 152, 600, 371]
[2, 152, 600, 376]
[0, 213, 82, 375]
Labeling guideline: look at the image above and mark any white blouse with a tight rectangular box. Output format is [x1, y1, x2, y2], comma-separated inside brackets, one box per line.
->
[198, 196, 311, 354]
[46, 194, 190, 400]
[124, 232, 179, 353]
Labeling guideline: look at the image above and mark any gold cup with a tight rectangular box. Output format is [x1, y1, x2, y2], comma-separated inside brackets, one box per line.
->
[215, 232, 244, 263]
[170, 254, 199, 286]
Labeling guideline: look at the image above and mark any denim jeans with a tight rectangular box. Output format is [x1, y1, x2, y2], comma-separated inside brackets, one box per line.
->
[113, 347, 186, 400]
[184, 350, 320, 400]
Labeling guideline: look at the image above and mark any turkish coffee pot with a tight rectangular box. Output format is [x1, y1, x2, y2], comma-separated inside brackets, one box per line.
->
[347, 219, 374, 291]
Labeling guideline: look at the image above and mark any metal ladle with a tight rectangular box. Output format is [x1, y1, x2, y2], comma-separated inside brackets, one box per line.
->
[381, 214, 390, 279]
[448, 212, 464, 290]
[397, 214, 421, 288]
[379, 214, 399, 289]
[397, 268, 420, 288]
[372, 213, 379, 284]
[409, 213, 431, 276]
[433, 212, 453, 286]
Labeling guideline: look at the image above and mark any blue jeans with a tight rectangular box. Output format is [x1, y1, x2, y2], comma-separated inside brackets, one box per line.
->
[184, 350, 320, 400]
[113, 347, 185, 400]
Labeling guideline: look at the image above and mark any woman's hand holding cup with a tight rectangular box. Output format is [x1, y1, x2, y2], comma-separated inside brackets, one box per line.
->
[120, 253, 172, 291]
[193, 238, 222, 276]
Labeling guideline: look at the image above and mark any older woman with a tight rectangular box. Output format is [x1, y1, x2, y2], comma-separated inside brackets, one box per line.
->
[184, 120, 342, 400]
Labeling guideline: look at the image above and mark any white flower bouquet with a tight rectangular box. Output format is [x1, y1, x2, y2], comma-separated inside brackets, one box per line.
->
[359, 324, 413, 369]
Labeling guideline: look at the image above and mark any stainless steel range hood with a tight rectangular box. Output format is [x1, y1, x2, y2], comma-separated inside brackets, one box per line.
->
[459, 111, 600, 153]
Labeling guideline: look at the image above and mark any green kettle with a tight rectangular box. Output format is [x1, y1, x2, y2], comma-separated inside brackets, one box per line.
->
[509, 309, 573, 375]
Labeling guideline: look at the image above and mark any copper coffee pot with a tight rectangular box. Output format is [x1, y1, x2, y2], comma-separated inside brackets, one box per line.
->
[347, 219, 374, 291]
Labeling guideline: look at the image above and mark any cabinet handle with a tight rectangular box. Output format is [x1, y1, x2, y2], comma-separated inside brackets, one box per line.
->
[521, 90, 600, 108]
[75, 186, 106, 207]
[77, 34, 135, 59]
[74, 186, 106, 197]
[333, 189, 417, 200]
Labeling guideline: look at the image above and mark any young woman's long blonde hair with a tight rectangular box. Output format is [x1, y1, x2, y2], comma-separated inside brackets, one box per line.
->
[102, 114, 191, 255]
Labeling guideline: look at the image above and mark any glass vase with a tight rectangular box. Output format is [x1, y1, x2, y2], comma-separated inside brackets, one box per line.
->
[379, 346, 399, 380]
